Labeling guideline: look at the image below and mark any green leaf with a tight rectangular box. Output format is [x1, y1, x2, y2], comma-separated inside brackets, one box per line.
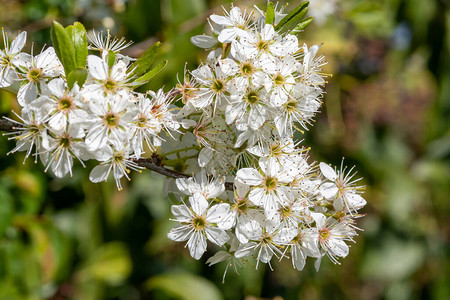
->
[290, 17, 314, 34]
[50, 21, 77, 76]
[130, 41, 161, 78]
[65, 22, 88, 68]
[66, 68, 88, 89]
[107, 50, 116, 68]
[0, 180, 13, 236]
[145, 272, 223, 300]
[265, 1, 275, 25]
[81, 242, 132, 285]
[134, 60, 167, 87]
[275, 1, 309, 34]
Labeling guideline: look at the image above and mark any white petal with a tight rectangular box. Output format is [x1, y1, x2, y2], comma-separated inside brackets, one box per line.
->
[236, 168, 263, 186]
[198, 147, 214, 167]
[206, 251, 231, 265]
[48, 78, 66, 98]
[87, 55, 107, 80]
[346, 193, 367, 209]
[320, 182, 338, 199]
[207, 203, 232, 229]
[291, 245, 306, 271]
[89, 164, 111, 182]
[218, 28, 238, 43]
[319, 162, 338, 180]
[235, 242, 258, 258]
[171, 204, 193, 222]
[261, 157, 280, 177]
[189, 193, 208, 216]
[311, 213, 327, 228]
[273, 228, 297, 244]
[210, 14, 233, 26]
[205, 227, 229, 246]
[187, 231, 207, 260]
[168, 224, 192, 242]
[52, 151, 73, 178]
[328, 239, 349, 258]
[248, 188, 266, 206]
[190, 35, 217, 48]
[175, 178, 191, 195]
[10, 31, 27, 54]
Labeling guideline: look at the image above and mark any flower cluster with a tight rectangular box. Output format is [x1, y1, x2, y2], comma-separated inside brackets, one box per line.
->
[0, 2, 367, 278]
[1, 29, 179, 190]
[164, 5, 366, 278]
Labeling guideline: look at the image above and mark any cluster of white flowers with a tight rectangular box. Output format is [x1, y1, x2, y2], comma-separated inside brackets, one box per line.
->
[164, 5, 366, 278]
[1, 29, 179, 190]
[0, 2, 367, 278]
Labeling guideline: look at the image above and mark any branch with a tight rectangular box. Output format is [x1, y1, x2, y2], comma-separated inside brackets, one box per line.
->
[0, 118, 21, 131]
[1, 117, 234, 191]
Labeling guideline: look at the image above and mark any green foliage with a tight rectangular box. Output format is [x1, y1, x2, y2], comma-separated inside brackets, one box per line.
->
[66, 67, 88, 89]
[275, 1, 310, 34]
[290, 17, 314, 34]
[134, 60, 168, 87]
[50, 21, 77, 76]
[130, 42, 161, 78]
[145, 272, 223, 300]
[80, 242, 132, 285]
[51, 21, 88, 89]
[65, 22, 88, 68]
[1, 0, 450, 299]
[265, 1, 275, 25]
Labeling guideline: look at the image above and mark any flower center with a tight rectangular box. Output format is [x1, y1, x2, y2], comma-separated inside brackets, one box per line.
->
[244, 90, 259, 105]
[104, 78, 117, 91]
[263, 176, 278, 192]
[58, 97, 74, 112]
[291, 233, 302, 244]
[210, 79, 225, 93]
[232, 198, 249, 214]
[284, 99, 297, 112]
[59, 135, 71, 148]
[281, 206, 292, 218]
[113, 151, 125, 163]
[257, 40, 270, 52]
[261, 232, 272, 244]
[29, 124, 40, 134]
[137, 114, 147, 127]
[192, 216, 206, 230]
[0, 54, 13, 67]
[240, 62, 254, 76]
[274, 73, 285, 86]
[177, 83, 197, 104]
[104, 112, 120, 127]
[319, 228, 330, 242]
[269, 143, 282, 157]
[27, 68, 44, 83]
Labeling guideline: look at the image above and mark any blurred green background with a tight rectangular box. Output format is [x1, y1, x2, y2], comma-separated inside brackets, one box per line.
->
[0, 0, 449, 299]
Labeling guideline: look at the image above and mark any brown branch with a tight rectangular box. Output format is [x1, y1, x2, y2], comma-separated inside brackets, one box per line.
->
[0, 118, 21, 131]
[1, 116, 234, 191]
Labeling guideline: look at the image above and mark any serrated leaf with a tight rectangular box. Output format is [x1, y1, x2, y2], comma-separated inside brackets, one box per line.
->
[67, 68, 88, 89]
[265, 2, 275, 25]
[275, 1, 309, 30]
[51, 21, 76, 76]
[130, 41, 161, 77]
[134, 60, 167, 87]
[65, 22, 88, 68]
[290, 17, 314, 34]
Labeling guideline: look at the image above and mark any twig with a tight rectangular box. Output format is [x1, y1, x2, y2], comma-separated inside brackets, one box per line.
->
[0, 116, 234, 191]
